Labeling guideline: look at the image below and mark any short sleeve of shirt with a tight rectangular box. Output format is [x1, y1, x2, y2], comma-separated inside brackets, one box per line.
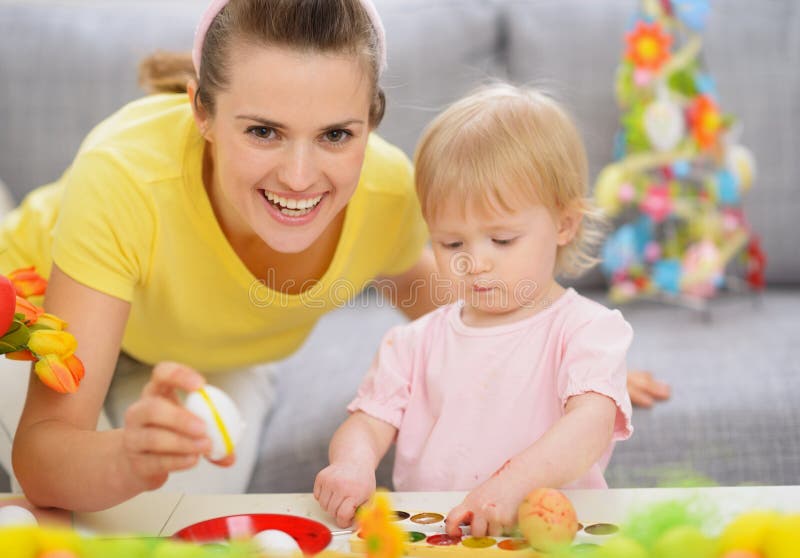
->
[378, 158, 429, 278]
[347, 324, 417, 428]
[51, 150, 155, 302]
[557, 309, 634, 440]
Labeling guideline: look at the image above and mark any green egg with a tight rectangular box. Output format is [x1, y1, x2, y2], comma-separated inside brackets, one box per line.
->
[591, 536, 649, 558]
[652, 525, 715, 558]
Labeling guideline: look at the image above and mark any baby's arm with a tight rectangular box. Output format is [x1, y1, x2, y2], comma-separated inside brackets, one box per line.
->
[314, 411, 397, 527]
[445, 392, 617, 537]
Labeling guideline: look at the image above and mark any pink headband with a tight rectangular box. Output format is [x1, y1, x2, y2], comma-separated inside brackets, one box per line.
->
[192, 0, 387, 76]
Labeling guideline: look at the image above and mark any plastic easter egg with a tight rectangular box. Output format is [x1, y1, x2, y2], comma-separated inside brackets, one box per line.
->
[718, 511, 779, 554]
[727, 144, 756, 192]
[185, 385, 246, 461]
[517, 488, 579, 552]
[762, 514, 800, 558]
[653, 259, 682, 295]
[253, 529, 301, 555]
[672, 0, 711, 32]
[595, 165, 626, 215]
[652, 525, 715, 558]
[644, 98, 685, 152]
[681, 240, 722, 298]
[0, 505, 38, 527]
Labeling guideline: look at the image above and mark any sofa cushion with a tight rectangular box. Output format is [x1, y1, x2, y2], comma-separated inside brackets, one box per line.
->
[606, 289, 800, 486]
[0, 1, 204, 200]
[375, 0, 506, 156]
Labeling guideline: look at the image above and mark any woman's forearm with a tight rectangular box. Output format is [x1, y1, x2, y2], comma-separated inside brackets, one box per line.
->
[13, 421, 148, 512]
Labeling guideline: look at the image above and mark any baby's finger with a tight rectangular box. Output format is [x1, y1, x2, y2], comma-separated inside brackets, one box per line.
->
[319, 486, 334, 514]
[487, 519, 505, 537]
[335, 497, 359, 528]
[125, 396, 207, 438]
[125, 426, 210, 456]
[445, 505, 470, 537]
[327, 492, 346, 523]
[313, 474, 323, 501]
[144, 362, 205, 399]
[469, 514, 489, 538]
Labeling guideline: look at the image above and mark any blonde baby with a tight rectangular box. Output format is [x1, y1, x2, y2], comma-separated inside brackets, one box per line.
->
[315, 83, 634, 537]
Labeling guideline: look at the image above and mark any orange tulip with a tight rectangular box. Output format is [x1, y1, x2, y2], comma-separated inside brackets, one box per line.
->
[27, 329, 78, 358]
[34, 353, 84, 394]
[5, 349, 36, 361]
[15, 296, 44, 325]
[8, 266, 48, 298]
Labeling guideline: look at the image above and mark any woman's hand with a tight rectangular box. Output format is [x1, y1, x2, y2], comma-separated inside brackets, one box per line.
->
[120, 361, 216, 490]
[445, 473, 524, 538]
[627, 370, 671, 408]
[314, 461, 376, 528]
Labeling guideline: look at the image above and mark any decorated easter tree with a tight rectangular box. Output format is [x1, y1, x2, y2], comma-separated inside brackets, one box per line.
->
[594, 0, 766, 306]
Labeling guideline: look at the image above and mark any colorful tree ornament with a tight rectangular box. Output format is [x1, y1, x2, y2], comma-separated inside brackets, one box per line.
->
[596, 0, 764, 305]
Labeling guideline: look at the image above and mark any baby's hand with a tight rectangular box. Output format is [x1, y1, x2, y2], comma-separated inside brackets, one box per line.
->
[314, 462, 376, 528]
[445, 474, 524, 538]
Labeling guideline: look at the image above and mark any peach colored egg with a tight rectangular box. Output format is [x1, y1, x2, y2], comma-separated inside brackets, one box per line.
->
[517, 488, 579, 551]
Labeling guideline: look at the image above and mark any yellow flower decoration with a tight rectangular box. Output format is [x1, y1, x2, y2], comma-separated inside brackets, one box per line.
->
[356, 492, 406, 558]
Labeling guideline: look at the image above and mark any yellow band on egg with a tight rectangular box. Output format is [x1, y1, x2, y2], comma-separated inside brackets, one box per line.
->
[199, 388, 234, 457]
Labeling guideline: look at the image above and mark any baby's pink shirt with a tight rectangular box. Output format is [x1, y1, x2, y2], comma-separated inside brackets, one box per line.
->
[348, 288, 633, 491]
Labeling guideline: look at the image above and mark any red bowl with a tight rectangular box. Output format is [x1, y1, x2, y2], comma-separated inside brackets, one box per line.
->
[172, 513, 332, 554]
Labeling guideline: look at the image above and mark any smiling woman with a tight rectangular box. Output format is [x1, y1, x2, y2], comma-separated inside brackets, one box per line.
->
[1, 0, 432, 512]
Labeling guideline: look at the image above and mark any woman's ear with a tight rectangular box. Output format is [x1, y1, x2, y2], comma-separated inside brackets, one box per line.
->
[187, 78, 212, 142]
[556, 206, 583, 246]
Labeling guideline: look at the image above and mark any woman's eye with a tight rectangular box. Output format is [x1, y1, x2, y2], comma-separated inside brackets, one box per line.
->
[324, 129, 352, 144]
[493, 238, 516, 246]
[248, 126, 276, 140]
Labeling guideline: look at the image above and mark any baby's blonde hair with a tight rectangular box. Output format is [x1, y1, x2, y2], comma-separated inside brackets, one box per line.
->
[414, 82, 605, 278]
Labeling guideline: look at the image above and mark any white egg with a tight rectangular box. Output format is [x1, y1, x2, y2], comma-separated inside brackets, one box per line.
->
[252, 529, 301, 555]
[0, 505, 38, 527]
[644, 98, 685, 152]
[185, 385, 246, 461]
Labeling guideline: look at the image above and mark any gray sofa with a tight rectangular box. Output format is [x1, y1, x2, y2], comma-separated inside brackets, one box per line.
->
[1, 0, 798, 494]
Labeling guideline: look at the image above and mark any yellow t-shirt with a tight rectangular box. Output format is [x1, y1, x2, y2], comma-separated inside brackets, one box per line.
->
[0, 94, 428, 371]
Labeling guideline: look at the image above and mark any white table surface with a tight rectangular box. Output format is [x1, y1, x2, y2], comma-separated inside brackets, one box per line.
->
[4, 486, 800, 551]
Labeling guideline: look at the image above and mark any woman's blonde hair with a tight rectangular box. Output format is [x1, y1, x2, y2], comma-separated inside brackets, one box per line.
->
[414, 82, 606, 278]
[139, 0, 385, 126]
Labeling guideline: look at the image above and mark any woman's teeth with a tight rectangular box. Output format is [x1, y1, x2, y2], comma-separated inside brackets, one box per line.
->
[264, 191, 323, 216]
